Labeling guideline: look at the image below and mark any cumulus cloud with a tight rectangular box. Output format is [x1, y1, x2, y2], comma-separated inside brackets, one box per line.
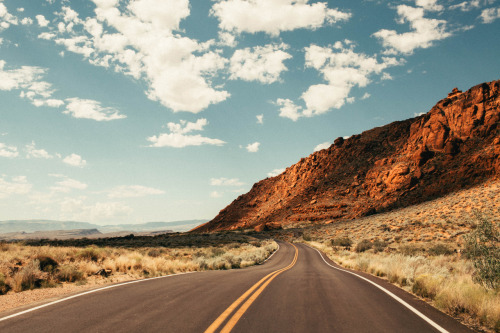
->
[246, 141, 260, 152]
[59, 198, 132, 222]
[277, 41, 401, 120]
[480, 7, 500, 23]
[25, 141, 53, 159]
[210, 177, 244, 186]
[314, 141, 330, 152]
[64, 97, 126, 121]
[267, 168, 285, 177]
[449, 1, 481, 11]
[107, 185, 165, 198]
[361, 92, 371, 100]
[229, 44, 292, 84]
[0, 2, 18, 32]
[256, 114, 263, 124]
[0, 175, 32, 198]
[50, 176, 88, 193]
[147, 118, 225, 148]
[211, 0, 351, 36]
[63, 153, 87, 167]
[373, 4, 451, 55]
[39, 1, 230, 113]
[36, 15, 50, 27]
[0, 143, 18, 158]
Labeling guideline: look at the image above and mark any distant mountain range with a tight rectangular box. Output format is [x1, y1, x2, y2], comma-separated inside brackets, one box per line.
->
[0, 219, 206, 234]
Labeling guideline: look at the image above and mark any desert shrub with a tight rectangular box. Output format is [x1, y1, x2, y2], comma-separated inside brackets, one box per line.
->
[57, 265, 84, 282]
[13, 260, 43, 291]
[0, 273, 11, 295]
[331, 237, 352, 250]
[355, 239, 372, 253]
[211, 247, 225, 257]
[77, 247, 103, 262]
[303, 234, 312, 241]
[372, 239, 388, 253]
[37, 256, 59, 272]
[147, 249, 162, 257]
[427, 244, 454, 256]
[463, 214, 500, 290]
[399, 244, 423, 256]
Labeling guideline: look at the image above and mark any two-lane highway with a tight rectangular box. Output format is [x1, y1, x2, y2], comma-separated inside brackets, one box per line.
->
[0, 242, 472, 332]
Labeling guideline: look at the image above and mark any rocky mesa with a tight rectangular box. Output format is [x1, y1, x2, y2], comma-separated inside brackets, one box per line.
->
[194, 80, 500, 232]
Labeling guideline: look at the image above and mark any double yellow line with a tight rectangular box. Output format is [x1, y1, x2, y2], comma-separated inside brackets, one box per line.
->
[204, 243, 298, 333]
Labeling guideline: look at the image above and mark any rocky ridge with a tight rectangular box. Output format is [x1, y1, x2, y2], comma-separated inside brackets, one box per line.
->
[194, 80, 500, 232]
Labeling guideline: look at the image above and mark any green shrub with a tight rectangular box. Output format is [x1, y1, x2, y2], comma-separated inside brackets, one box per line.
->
[77, 247, 102, 262]
[355, 239, 372, 253]
[463, 213, 500, 290]
[372, 239, 388, 253]
[13, 260, 42, 291]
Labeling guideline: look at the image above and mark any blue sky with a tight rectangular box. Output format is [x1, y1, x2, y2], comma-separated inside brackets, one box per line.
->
[0, 0, 499, 225]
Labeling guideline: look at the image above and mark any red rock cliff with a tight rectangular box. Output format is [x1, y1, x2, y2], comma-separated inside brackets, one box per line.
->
[194, 80, 500, 232]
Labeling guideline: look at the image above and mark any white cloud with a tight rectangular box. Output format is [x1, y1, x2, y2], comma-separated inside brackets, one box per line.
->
[361, 92, 371, 100]
[63, 153, 87, 167]
[267, 168, 285, 177]
[211, 0, 351, 36]
[480, 7, 500, 23]
[25, 141, 53, 159]
[0, 3, 18, 32]
[373, 4, 451, 55]
[17, 8, 25, 13]
[229, 44, 292, 84]
[21, 17, 33, 26]
[41, 1, 230, 113]
[256, 114, 263, 124]
[64, 97, 126, 121]
[107, 185, 165, 198]
[210, 191, 223, 198]
[148, 118, 225, 148]
[449, 1, 481, 11]
[246, 141, 260, 152]
[50, 177, 88, 193]
[0, 143, 18, 158]
[415, 0, 444, 12]
[314, 141, 330, 152]
[277, 41, 401, 120]
[0, 175, 32, 198]
[210, 177, 245, 186]
[36, 14, 50, 27]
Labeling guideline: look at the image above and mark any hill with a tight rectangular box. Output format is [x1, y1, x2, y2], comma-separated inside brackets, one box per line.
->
[194, 80, 500, 232]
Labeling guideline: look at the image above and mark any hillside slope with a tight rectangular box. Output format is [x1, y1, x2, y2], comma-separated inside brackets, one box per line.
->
[195, 80, 500, 232]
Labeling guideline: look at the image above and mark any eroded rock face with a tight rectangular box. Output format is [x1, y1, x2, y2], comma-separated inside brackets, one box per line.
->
[193, 80, 500, 233]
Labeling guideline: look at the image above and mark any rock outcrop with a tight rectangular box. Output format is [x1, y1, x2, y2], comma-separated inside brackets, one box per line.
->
[194, 80, 500, 232]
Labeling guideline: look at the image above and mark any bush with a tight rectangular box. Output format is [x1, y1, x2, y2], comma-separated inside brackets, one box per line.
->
[37, 256, 59, 272]
[57, 265, 84, 282]
[77, 247, 102, 262]
[355, 239, 372, 253]
[372, 239, 388, 253]
[332, 237, 352, 250]
[463, 213, 500, 290]
[0, 273, 11, 295]
[13, 260, 43, 291]
[427, 244, 454, 256]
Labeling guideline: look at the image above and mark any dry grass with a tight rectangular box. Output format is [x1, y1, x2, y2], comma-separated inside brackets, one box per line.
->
[0, 239, 277, 295]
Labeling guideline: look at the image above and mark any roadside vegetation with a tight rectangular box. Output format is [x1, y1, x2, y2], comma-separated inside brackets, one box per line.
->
[301, 213, 499, 332]
[0, 233, 277, 297]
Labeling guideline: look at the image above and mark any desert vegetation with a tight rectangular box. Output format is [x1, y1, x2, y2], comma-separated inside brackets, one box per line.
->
[0, 233, 277, 297]
[302, 213, 499, 332]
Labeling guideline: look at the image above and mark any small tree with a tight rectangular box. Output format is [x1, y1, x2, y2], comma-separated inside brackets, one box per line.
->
[463, 213, 499, 290]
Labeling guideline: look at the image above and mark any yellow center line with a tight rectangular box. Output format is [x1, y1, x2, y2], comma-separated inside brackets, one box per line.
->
[204, 243, 299, 333]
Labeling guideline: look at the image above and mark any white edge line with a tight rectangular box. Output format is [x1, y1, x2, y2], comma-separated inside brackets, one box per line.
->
[307, 245, 449, 333]
[0, 271, 197, 323]
[0, 242, 282, 323]
[261, 241, 280, 264]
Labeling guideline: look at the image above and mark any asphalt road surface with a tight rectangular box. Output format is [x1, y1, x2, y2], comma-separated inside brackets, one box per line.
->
[0, 242, 472, 333]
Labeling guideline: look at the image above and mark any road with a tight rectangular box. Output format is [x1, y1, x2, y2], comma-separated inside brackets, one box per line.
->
[0, 242, 472, 332]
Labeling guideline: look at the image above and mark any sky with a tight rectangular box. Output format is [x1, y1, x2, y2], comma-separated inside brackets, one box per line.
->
[0, 0, 499, 225]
